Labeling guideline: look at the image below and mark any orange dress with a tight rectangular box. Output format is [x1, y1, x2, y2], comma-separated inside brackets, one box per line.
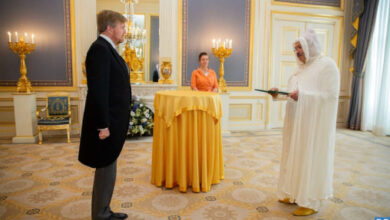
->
[191, 68, 218, 92]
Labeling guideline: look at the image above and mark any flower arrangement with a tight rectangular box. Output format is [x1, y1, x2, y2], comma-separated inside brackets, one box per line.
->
[128, 99, 154, 136]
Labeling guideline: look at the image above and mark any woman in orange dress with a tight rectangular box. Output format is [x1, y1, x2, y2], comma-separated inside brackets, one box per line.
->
[191, 52, 218, 92]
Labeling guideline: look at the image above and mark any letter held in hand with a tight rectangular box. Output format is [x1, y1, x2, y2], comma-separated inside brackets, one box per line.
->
[255, 89, 289, 95]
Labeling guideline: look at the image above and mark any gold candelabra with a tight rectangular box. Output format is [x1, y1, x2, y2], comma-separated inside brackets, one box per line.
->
[8, 32, 35, 93]
[121, 0, 146, 84]
[123, 43, 144, 83]
[212, 38, 232, 93]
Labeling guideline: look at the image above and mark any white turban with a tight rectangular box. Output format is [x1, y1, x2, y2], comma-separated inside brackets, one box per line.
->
[295, 28, 322, 64]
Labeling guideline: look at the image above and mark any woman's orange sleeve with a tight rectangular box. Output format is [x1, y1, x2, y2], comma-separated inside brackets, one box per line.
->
[191, 70, 197, 89]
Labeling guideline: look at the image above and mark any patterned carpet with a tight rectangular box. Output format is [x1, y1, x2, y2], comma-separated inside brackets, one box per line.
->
[0, 129, 389, 220]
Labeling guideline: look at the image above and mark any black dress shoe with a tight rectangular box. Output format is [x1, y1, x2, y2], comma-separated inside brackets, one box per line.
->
[109, 211, 128, 219]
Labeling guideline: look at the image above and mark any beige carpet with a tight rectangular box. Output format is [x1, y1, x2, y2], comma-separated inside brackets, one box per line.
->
[0, 129, 389, 220]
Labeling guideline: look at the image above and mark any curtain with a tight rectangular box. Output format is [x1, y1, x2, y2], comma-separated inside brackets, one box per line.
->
[361, 0, 390, 136]
[350, 0, 364, 55]
[347, 0, 379, 130]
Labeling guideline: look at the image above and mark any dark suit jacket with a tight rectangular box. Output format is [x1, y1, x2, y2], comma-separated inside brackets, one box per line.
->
[79, 36, 131, 168]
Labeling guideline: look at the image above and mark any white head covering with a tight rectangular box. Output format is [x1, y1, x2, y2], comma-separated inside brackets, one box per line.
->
[294, 28, 322, 65]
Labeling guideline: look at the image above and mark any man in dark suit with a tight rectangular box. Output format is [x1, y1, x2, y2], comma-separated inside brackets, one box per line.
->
[79, 10, 131, 220]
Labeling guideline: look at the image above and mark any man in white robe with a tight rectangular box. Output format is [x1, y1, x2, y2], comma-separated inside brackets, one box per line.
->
[271, 29, 340, 216]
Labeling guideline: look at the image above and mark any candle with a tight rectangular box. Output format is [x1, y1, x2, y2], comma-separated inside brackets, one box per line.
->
[7, 32, 11, 42]
[229, 39, 232, 49]
[24, 32, 29, 43]
[15, 32, 18, 42]
[212, 39, 216, 48]
[31, 34, 35, 44]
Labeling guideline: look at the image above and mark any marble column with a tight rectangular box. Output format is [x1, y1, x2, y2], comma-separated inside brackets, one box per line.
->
[159, 0, 178, 84]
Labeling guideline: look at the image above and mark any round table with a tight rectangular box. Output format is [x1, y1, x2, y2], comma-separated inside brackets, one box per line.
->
[151, 90, 224, 192]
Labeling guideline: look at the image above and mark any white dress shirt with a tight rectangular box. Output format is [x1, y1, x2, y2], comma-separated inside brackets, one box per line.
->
[99, 34, 118, 52]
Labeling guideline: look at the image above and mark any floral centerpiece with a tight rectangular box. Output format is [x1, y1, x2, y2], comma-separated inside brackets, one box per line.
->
[128, 97, 154, 136]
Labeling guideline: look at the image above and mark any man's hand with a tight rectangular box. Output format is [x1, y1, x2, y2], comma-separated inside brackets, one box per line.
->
[289, 90, 299, 101]
[99, 128, 110, 140]
[270, 87, 279, 99]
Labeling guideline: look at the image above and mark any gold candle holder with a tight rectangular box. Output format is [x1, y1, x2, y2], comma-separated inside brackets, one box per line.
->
[123, 43, 145, 84]
[212, 38, 232, 93]
[8, 33, 35, 93]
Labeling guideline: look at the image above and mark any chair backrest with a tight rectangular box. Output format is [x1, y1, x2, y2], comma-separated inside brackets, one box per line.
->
[46, 93, 70, 117]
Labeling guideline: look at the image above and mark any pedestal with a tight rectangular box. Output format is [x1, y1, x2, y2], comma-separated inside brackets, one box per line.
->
[12, 93, 38, 143]
[220, 92, 231, 136]
[132, 83, 177, 110]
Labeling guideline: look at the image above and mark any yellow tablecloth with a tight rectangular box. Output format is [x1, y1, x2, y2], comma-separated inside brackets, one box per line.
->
[151, 90, 224, 192]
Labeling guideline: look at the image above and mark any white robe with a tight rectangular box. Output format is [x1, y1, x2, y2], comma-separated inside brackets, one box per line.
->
[277, 55, 340, 211]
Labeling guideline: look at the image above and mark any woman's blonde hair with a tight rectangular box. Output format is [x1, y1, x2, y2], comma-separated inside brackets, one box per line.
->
[97, 10, 127, 34]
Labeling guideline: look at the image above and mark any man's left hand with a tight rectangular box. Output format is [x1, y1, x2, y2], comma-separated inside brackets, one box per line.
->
[289, 90, 299, 101]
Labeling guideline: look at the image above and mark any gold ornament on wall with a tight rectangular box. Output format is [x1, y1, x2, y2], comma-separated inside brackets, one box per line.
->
[7, 32, 35, 93]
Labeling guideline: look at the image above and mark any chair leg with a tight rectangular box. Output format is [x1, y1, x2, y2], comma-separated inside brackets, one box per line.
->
[67, 127, 71, 143]
[38, 129, 42, 145]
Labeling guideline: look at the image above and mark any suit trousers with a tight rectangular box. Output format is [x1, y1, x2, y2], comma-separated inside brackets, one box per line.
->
[92, 160, 117, 220]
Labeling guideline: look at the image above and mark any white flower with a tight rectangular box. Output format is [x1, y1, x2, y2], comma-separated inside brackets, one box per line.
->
[140, 104, 143, 107]
[141, 118, 147, 123]
[130, 122, 133, 125]
[130, 111, 135, 116]
[144, 113, 149, 118]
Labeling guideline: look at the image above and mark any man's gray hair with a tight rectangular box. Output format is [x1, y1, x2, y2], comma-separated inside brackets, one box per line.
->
[97, 10, 127, 34]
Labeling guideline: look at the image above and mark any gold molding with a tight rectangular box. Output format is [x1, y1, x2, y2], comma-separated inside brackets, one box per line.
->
[177, 0, 254, 91]
[0, 0, 78, 92]
[147, 13, 159, 82]
[258, 103, 264, 121]
[0, 122, 15, 126]
[0, 106, 14, 112]
[229, 104, 253, 121]
[271, 0, 344, 11]
[268, 10, 344, 126]
[0, 97, 80, 102]
[0, 98, 13, 102]
[268, 10, 344, 127]
[271, 11, 344, 68]
[281, 26, 300, 56]
[36, 97, 80, 102]
[280, 61, 296, 88]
